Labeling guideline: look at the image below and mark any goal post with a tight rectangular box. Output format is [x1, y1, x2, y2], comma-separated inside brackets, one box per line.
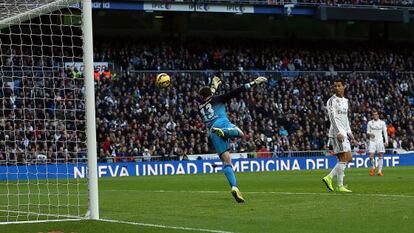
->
[0, 0, 98, 223]
[83, 0, 99, 221]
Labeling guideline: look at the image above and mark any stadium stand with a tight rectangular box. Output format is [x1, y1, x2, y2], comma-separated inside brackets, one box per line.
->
[92, 70, 413, 161]
[93, 39, 414, 72]
[1, 40, 413, 163]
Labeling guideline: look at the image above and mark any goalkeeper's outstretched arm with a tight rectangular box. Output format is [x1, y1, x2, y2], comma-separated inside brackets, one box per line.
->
[216, 76, 267, 103]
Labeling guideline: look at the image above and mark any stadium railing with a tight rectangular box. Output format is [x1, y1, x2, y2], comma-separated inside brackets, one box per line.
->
[99, 149, 413, 162]
[0, 149, 411, 165]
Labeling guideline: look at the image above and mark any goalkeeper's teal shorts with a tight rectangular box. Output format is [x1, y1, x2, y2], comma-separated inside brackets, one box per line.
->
[209, 118, 236, 156]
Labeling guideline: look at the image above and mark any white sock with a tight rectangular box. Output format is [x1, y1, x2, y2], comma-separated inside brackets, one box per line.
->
[370, 157, 376, 169]
[378, 158, 383, 173]
[337, 162, 347, 187]
[328, 163, 339, 178]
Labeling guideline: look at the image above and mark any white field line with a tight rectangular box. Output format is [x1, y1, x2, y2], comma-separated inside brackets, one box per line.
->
[0, 209, 237, 232]
[103, 189, 414, 198]
[99, 218, 238, 233]
[0, 209, 84, 225]
[0, 218, 82, 225]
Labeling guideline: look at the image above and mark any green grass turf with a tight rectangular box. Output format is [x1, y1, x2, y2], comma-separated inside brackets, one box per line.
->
[1, 166, 414, 233]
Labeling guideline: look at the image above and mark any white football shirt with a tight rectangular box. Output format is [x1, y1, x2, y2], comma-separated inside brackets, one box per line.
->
[367, 119, 388, 143]
[327, 95, 352, 138]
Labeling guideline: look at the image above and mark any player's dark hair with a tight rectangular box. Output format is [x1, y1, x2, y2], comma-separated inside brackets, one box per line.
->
[334, 78, 345, 86]
[199, 86, 212, 99]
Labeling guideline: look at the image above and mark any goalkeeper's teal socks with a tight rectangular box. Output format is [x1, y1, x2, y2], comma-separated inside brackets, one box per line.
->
[223, 164, 237, 187]
[223, 127, 244, 138]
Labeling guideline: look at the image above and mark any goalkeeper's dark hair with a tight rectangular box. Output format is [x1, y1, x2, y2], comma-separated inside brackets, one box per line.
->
[199, 86, 212, 100]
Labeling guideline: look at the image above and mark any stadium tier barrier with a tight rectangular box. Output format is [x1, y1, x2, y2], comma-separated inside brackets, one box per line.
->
[117, 0, 414, 8]
[1, 153, 413, 180]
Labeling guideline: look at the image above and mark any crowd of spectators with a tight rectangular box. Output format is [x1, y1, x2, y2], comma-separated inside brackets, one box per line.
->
[94, 39, 414, 73]
[0, 26, 85, 164]
[93, 70, 413, 161]
[1, 39, 414, 163]
[0, 70, 87, 164]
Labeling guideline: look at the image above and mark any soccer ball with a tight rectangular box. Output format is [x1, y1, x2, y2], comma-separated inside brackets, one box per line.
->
[155, 73, 171, 88]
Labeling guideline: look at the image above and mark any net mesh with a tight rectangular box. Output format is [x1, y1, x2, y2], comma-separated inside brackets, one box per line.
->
[0, 0, 88, 222]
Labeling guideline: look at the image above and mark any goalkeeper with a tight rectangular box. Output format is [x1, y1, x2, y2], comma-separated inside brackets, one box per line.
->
[197, 76, 267, 203]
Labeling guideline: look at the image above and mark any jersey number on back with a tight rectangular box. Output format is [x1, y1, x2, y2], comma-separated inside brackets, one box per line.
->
[200, 103, 215, 121]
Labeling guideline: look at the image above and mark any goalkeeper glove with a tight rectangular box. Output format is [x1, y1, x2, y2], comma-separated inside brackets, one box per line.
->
[210, 76, 222, 94]
[249, 76, 268, 86]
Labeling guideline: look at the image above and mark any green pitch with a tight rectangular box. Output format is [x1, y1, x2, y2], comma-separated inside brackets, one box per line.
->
[1, 166, 414, 233]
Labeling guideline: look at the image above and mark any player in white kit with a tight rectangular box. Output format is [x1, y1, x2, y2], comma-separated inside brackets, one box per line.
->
[322, 78, 355, 193]
[367, 110, 388, 176]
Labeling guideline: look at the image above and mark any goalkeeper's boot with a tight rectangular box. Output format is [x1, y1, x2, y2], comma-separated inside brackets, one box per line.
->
[370, 167, 376, 176]
[211, 127, 225, 138]
[336, 185, 352, 193]
[231, 186, 245, 203]
[322, 175, 334, 192]
[377, 172, 383, 176]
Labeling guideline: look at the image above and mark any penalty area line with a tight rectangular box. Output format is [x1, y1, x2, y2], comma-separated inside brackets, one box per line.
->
[99, 218, 238, 233]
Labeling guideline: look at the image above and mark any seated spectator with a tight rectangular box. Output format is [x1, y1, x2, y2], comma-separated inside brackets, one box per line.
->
[257, 144, 271, 158]
[279, 126, 289, 137]
[387, 123, 396, 137]
[143, 148, 151, 162]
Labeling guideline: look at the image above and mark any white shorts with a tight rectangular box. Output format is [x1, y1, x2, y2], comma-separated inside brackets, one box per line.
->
[329, 137, 351, 154]
[368, 141, 385, 154]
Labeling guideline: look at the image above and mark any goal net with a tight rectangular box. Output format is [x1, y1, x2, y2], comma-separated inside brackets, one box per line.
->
[0, 0, 97, 223]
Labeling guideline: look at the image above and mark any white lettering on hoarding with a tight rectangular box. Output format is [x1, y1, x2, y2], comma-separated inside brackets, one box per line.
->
[143, 3, 253, 14]
[74, 166, 85, 178]
[392, 156, 399, 166]
[203, 162, 213, 173]
[226, 5, 245, 13]
[355, 157, 364, 168]
[151, 3, 171, 10]
[280, 160, 290, 171]
[176, 164, 185, 175]
[316, 158, 328, 169]
[164, 163, 175, 175]
[108, 166, 118, 177]
[70, 155, 406, 178]
[64, 62, 109, 74]
[98, 166, 107, 177]
[266, 160, 275, 171]
[188, 4, 210, 11]
[148, 164, 158, 175]
[240, 160, 249, 172]
[188, 163, 198, 174]
[250, 160, 260, 172]
[214, 161, 223, 172]
[384, 156, 392, 166]
[306, 159, 315, 169]
[292, 159, 300, 170]
[120, 166, 129, 177]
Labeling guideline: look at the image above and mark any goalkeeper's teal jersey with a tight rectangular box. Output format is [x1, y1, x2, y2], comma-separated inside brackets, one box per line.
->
[198, 85, 248, 128]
